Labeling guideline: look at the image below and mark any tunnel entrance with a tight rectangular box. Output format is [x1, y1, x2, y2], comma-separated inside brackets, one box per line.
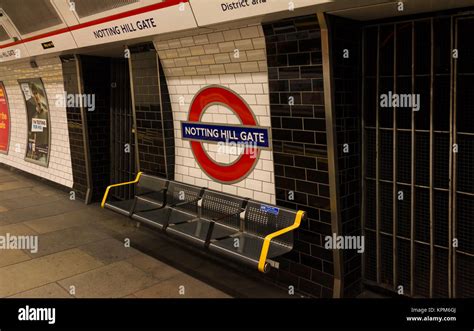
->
[82, 55, 135, 202]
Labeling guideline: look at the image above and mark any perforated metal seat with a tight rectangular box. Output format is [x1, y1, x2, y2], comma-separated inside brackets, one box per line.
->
[103, 174, 168, 216]
[209, 201, 300, 271]
[135, 174, 169, 203]
[199, 190, 247, 226]
[131, 181, 204, 230]
[167, 219, 238, 246]
[103, 173, 304, 273]
[133, 207, 197, 230]
[165, 190, 246, 246]
[209, 232, 291, 265]
[106, 198, 160, 217]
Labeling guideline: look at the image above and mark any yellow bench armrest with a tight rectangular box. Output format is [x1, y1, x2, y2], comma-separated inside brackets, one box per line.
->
[258, 210, 305, 273]
[101, 172, 143, 208]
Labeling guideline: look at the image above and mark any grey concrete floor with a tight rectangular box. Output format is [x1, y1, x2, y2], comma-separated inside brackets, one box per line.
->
[0, 167, 231, 298]
[0, 166, 292, 298]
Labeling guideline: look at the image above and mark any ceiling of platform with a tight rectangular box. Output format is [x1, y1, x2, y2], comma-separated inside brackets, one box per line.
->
[0, 0, 472, 41]
[328, 0, 474, 20]
[0, 0, 473, 63]
[0, 0, 160, 39]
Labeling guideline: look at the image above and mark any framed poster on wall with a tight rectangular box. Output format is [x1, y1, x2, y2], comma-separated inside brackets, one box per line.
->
[0, 82, 10, 154]
[18, 78, 51, 167]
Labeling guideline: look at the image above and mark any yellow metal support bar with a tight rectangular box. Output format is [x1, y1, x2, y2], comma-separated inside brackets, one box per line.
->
[258, 210, 305, 273]
[101, 172, 143, 208]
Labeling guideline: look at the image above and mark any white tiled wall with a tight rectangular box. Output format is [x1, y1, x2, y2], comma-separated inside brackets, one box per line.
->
[0, 57, 74, 187]
[154, 25, 275, 203]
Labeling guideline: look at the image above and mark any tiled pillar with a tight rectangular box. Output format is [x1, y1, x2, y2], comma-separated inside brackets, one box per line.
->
[129, 43, 175, 179]
[62, 56, 92, 202]
[263, 15, 335, 297]
[329, 15, 363, 298]
[154, 25, 276, 204]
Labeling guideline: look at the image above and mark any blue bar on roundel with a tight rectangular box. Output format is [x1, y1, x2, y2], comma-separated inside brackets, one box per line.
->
[181, 122, 271, 149]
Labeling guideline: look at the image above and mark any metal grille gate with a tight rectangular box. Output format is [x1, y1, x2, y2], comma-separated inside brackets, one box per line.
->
[110, 58, 135, 200]
[361, 13, 474, 298]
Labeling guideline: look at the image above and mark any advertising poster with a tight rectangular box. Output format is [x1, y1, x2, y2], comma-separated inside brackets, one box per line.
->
[0, 82, 10, 153]
[19, 78, 50, 166]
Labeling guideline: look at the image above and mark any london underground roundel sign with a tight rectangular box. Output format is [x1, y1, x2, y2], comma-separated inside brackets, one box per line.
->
[182, 86, 271, 183]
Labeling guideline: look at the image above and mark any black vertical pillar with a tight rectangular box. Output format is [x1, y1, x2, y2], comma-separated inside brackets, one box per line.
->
[129, 43, 174, 179]
[62, 55, 92, 202]
[328, 15, 363, 297]
[80, 55, 112, 202]
[263, 15, 334, 298]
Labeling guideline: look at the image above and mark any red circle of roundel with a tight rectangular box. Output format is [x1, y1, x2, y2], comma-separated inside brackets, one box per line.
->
[188, 86, 259, 183]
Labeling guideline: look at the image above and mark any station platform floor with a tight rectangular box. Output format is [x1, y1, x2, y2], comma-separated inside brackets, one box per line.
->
[0, 166, 293, 299]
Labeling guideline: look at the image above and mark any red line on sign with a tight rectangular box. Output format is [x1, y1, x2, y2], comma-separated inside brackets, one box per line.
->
[189, 86, 259, 183]
[0, 0, 187, 49]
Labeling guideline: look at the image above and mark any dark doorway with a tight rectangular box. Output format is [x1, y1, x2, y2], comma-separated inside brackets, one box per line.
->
[79, 55, 135, 202]
[110, 58, 135, 200]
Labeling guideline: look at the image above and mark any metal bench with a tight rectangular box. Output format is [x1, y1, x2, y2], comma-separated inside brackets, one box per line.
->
[102, 173, 305, 273]
[166, 189, 248, 247]
[208, 201, 305, 273]
[132, 180, 204, 230]
[101, 172, 168, 217]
